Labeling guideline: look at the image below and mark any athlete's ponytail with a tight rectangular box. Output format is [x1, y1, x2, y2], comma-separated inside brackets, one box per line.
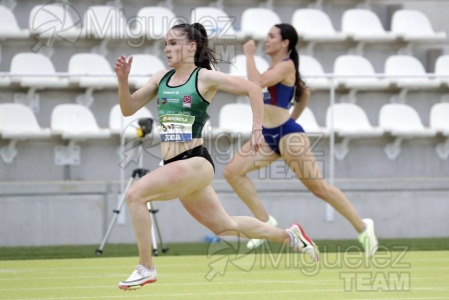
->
[274, 24, 306, 102]
[171, 23, 219, 70]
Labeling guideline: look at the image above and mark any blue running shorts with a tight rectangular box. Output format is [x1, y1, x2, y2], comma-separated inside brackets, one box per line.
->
[262, 118, 305, 154]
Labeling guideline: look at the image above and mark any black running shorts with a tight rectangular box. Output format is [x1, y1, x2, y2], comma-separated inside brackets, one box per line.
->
[163, 145, 215, 172]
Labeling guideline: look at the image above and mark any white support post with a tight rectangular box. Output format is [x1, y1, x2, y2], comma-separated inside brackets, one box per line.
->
[340, 89, 358, 103]
[436, 138, 449, 160]
[390, 89, 408, 104]
[398, 43, 413, 56]
[349, 42, 365, 56]
[0, 0, 17, 10]
[54, 140, 81, 165]
[92, 40, 109, 56]
[262, 0, 274, 9]
[440, 94, 449, 102]
[326, 76, 336, 222]
[14, 88, 40, 112]
[157, 0, 173, 9]
[106, 0, 122, 8]
[76, 87, 95, 107]
[145, 40, 163, 57]
[357, 0, 372, 9]
[384, 137, 403, 160]
[0, 140, 18, 164]
[305, 42, 316, 57]
[309, 0, 323, 9]
[334, 137, 351, 161]
[209, 0, 224, 9]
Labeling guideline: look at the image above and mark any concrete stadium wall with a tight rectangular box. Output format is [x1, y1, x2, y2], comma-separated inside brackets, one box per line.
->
[1, 178, 448, 247]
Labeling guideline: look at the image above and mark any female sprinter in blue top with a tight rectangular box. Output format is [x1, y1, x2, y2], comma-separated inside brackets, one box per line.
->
[224, 24, 378, 257]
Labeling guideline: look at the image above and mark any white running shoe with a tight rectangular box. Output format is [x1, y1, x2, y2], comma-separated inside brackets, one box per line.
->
[118, 265, 157, 290]
[358, 218, 378, 258]
[247, 215, 278, 250]
[286, 223, 320, 262]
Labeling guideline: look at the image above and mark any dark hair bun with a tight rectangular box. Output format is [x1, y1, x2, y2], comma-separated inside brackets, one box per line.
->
[192, 22, 208, 38]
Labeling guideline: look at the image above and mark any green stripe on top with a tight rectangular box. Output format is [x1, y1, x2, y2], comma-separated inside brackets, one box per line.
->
[157, 68, 210, 140]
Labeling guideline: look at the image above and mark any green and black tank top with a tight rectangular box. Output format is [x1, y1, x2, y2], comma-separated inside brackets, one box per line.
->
[157, 67, 210, 142]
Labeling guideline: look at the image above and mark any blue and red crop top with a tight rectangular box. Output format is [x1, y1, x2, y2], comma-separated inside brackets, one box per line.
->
[263, 83, 295, 109]
[262, 58, 295, 109]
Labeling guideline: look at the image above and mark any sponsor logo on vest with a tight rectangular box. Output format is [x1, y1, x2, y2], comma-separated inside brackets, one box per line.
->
[162, 115, 190, 123]
[163, 134, 182, 141]
[183, 95, 192, 108]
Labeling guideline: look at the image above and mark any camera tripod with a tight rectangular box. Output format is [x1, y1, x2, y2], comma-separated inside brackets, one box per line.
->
[96, 118, 168, 256]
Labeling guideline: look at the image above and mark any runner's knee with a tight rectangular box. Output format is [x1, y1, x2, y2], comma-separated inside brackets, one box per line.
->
[308, 182, 331, 200]
[223, 163, 241, 182]
[125, 186, 144, 205]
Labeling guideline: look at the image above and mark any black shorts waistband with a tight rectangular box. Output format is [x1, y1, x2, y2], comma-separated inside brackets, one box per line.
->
[163, 145, 215, 172]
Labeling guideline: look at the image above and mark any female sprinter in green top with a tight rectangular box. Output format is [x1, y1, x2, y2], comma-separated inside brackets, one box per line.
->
[115, 23, 319, 290]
